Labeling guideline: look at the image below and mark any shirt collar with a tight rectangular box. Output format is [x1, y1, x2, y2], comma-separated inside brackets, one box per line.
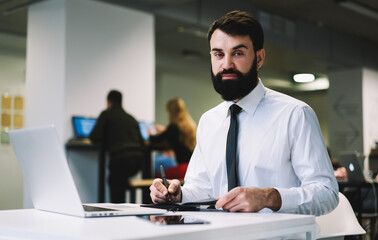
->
[224, 79, 266, 117]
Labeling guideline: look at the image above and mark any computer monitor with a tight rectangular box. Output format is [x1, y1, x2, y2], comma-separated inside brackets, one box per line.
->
[72, 116, 97, 138]
[138, 121, 156, 140]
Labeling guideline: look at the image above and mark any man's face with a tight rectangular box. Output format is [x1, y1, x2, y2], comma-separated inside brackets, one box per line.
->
[209, 29, 265, 101]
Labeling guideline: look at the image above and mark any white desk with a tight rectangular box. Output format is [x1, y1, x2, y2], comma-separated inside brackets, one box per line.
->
[0, 208, 316, 240]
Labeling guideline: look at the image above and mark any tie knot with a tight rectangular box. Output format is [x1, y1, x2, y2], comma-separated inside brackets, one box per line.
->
[229, 104, 242, 116]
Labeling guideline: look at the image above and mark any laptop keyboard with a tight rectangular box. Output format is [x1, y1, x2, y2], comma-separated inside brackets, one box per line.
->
[83, 205, 119, 212]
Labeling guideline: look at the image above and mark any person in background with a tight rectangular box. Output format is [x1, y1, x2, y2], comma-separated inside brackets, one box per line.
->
[149, 97, 197, 179]
[90, 90, 145, 203]
[334, 167, 348, 179]
[327, 147, 348, 179]
[329, 148, 378, 216]
[150, 10, 339, 216]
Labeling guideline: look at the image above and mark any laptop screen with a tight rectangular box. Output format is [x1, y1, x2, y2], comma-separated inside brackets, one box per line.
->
[72, 116, 97, 138]
[138, 121, 156, 140]
[339, 152, 366, 182]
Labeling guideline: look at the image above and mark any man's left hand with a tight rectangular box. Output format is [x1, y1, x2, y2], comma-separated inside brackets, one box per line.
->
[215, 187, 282, 212]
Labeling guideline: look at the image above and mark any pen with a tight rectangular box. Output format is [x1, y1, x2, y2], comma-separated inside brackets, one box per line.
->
[160, 165, 171, 201]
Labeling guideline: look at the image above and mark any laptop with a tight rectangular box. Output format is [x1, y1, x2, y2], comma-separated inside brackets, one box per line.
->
[72, 116, 97, 138]
[66, 116, 97, 145]
[8, 125, 166, 217]
[339, 152, 375, 183]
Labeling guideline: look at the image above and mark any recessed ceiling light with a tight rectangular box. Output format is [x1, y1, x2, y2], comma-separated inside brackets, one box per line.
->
[293, 73, 315, 83]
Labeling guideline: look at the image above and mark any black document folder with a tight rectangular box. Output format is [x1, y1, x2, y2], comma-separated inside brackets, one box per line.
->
[141, 199, 217, 211]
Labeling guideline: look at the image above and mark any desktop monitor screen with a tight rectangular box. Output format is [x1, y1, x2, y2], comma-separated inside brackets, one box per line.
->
[72, 116, 97, 138]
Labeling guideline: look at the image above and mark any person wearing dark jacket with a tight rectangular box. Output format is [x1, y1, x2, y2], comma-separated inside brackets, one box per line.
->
[90, 90, 145, 203]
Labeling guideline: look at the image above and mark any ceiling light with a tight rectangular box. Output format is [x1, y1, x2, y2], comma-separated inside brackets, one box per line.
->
[177, 26, 207, 38]
[293, 73, 315, 83]
[337, 0, 378, 21]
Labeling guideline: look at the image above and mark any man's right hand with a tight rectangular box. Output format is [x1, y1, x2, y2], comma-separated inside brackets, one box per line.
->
[150, 178, 182, 203]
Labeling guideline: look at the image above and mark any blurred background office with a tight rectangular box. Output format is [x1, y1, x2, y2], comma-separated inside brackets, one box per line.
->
[1, 0, 378, 224]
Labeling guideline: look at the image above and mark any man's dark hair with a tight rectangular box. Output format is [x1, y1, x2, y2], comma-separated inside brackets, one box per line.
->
[207, 10, 264, 51]
[107, 90, 122, 106]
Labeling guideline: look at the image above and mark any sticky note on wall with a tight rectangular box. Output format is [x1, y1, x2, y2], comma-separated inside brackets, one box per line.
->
[14, 96, 24, 110]
[1, 113, 11, 127]
[1, 94, 11, 109]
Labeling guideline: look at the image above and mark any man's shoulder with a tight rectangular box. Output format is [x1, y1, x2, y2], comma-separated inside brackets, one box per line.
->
[123, 111, 139, 123]
[264, 88, 308, 109]
[107, 107, 138, 122]
[110, 106, 130, 115]
[98, 109, 111, 118]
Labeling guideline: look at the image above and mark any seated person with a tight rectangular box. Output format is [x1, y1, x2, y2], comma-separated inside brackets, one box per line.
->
[149, 98, 196, 179]
[334, 167, 347, 179]
[327, 147, 348, 179]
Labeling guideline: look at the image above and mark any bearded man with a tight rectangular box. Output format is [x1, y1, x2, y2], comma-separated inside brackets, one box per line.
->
[150, 10, 339, 216]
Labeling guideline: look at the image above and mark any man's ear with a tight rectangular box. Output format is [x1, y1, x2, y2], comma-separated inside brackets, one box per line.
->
[256, 49, 265, 70]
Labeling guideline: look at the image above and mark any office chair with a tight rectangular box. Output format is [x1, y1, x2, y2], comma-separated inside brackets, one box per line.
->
[316, 192, 366, 240]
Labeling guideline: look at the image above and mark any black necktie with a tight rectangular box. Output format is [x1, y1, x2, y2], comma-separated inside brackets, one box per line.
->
[226, 104, 242, 191]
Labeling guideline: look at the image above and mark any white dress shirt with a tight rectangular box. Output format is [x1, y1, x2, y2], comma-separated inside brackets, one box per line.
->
[182, 80, 339, 216]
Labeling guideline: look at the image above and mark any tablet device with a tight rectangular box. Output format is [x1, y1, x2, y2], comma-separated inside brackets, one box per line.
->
[138, 121, 156, 140]
[141, 199, 217, 211]
[138, 215, 210, 225]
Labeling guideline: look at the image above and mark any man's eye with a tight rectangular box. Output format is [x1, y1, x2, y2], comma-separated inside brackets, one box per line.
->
[234, 51, 243, 56]
[214, 52, 224, 57]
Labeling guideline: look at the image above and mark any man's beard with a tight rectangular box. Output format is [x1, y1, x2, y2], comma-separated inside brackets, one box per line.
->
[211, 58, 258, 101]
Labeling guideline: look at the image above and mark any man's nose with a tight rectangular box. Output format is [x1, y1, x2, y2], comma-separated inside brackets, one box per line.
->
[222, 55, 234, 70]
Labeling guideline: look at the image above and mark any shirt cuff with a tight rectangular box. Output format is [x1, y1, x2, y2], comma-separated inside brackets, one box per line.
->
[181, 187, 190, 203]
[274, 187, 298, 213]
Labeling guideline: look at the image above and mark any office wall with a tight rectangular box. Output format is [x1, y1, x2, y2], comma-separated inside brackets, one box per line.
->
[0, 39, 25, 94]
[328, 68, 364, 160]
[0, 34, 26, 210]
[328, 68, 378, 172]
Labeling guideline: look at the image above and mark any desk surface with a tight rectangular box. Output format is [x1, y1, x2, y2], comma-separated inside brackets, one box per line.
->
[0, 207, 315, 240]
